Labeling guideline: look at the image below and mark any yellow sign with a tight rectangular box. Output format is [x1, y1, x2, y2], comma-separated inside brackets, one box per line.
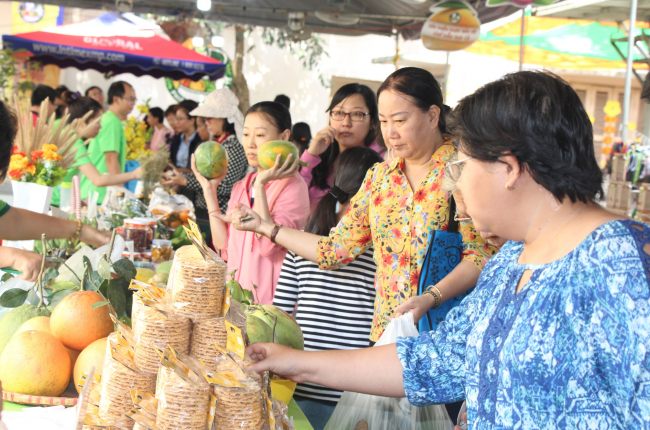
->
[421, 1, 480, 51]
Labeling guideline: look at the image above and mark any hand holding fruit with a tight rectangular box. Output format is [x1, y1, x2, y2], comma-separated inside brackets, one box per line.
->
[160, 167, 188, 188]
[191, 154, 227, 192]
[256, 153, 300, 186]
[308, 125, 336, 157]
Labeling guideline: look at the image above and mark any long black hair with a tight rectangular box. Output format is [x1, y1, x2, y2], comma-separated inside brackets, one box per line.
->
[306, 146, 383, 236]
[66, 96, 103, 124]
[311, 83, 380, 191]
[377, 67, 447, 135]
[246, 101, 292, 134]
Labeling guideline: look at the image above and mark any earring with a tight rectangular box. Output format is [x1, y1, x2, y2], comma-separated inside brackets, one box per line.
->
[506, 183, 515, 190]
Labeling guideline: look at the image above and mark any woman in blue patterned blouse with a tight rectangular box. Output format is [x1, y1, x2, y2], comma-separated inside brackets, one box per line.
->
[246, 71, 650, 429]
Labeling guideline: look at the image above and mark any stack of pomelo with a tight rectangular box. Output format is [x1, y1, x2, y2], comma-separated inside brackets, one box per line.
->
[0, 291, 114, 397]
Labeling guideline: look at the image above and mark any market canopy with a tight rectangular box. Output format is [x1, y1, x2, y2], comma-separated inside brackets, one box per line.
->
[466, 15, 650, 70]
[2, 13, 226, 81]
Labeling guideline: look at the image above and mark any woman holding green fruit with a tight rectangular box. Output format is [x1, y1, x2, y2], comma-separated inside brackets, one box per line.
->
[0, 99, 110, 282]
[191, 101, 310, 305]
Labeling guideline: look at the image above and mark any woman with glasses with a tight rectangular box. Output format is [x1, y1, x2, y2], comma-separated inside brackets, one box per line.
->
[300, 83, 385, 212]
[169, 99, 202, 173]
[224, 67, 494, 345]
[244, 71, 650, 429]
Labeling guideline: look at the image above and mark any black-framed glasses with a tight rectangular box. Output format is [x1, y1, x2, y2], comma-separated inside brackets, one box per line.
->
[446, 157, 473, 182]
[121, 96, 137, 102]
[330, 110, 369, 122]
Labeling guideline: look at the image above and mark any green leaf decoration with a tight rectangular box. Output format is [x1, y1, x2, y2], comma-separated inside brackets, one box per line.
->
[113, 258, 136, 281]
[98, 259, 112, 280]
[49, 281, 78, 291]
[0, 288, 28, 308]
[91, 301, 110, 310]
[107, 282, 126, 317]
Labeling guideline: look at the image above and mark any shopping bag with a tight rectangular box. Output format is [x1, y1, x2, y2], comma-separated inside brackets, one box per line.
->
[324, 313, 454, 430]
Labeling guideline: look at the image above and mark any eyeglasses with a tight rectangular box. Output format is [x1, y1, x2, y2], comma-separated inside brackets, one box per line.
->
[330, 110, 369, 122]
[446, 157, 473, 182]
[121, 96, 137, 102]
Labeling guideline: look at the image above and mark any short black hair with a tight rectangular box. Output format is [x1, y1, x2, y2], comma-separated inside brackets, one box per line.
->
[165, 104, 179, 117]
[85, 86, 102, 97]
[0, 100, 18, 181]
[107, 81, 131, 105]
[274, 94, 290, 110]
[448, 71, 603, 204]
[31, 85, 56, 107]
[177, 100, 199, 122]
[66, 96, 103, 124]
[246, 101, 291, 135]
[55, 85, 69, 98]
[148, 107, 164, 123]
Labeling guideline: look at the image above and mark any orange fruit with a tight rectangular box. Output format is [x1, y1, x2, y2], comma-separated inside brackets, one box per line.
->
[67, 348, 82, 384]
[0, 330, 70, 396]
[50, 291, 114, 351]
[73, 337, 107, 393]
[13, 316, 51, 337]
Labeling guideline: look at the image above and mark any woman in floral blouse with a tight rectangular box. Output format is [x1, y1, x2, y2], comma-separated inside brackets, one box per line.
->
[245, 71, 650, 429]
[225, 67, 494, 342]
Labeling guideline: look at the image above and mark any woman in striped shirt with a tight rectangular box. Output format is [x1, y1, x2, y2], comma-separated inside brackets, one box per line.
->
[273, 146, 383, 429]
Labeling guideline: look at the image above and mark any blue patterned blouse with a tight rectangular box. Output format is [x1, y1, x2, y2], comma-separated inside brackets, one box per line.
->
[397, 220, 650, 429]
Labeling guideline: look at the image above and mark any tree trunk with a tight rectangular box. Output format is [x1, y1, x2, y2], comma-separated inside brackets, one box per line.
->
[231, 25, 250, 113]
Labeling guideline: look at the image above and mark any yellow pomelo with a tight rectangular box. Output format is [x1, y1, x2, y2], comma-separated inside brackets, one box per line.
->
[0, 330, 70, 396]
[135, 268, 155, 283]
[73, 337, 107, 393]
[50, 291, 114, 351]
[0, 304, 51, 356]
[13, 316, 51, 337]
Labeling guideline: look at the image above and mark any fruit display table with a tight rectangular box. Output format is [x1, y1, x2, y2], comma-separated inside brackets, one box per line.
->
[1, 397, 314, 429]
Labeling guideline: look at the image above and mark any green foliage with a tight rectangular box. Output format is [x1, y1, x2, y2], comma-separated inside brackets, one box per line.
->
[260, 28, 331, 88]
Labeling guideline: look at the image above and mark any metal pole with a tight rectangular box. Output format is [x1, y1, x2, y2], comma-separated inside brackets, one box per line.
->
[519, 8, 526, 70]
[622, 0, 638, 144]
[443, 51, 450, 100]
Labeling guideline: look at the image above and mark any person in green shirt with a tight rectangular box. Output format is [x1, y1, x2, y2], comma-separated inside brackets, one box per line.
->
[0, 99, 110, 281]
[81, 81, 136, 204]
[52, 95, 142, 206]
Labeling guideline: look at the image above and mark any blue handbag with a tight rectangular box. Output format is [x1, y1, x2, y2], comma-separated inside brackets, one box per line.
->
[417, 198, 474, 332]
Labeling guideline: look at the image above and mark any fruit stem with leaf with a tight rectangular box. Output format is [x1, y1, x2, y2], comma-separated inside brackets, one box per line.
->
[36, 234, 47, 309]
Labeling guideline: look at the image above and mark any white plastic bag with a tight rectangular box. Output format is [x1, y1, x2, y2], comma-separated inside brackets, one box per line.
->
[324, 312, 454, 430]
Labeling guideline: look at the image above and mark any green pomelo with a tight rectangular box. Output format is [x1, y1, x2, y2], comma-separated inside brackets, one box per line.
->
[0, 304, 51, 356]
[245, 304, 304, 350]
[246, 314, 274, 344]
[155, 261, 173, 274]
[195, 141, 229, 179]
[258, 140, 308, 170]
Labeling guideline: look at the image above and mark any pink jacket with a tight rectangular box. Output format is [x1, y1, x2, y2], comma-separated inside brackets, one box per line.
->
[299, 141, 386, 212]
[150, 126, 173, 153]
[221, 172, 310, 305]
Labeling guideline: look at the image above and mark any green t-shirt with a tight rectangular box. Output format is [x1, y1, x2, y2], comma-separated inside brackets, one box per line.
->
[80, 110, 126, 204]
[51, 139, 91, 206]
[0, 199, 9, 218]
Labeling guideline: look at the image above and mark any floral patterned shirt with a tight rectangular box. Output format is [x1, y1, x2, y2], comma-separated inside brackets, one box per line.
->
[317, 141, 494, 341]
[397, 220, 650, 429]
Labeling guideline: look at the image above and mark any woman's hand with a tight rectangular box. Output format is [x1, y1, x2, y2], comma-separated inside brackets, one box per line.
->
[12, 249, 45, 282]
[308, 126, 336, 157]
[190, 154, 226, 192]
[132, 166, 143, 180]
[246, 342, 309, 383]
[79, 225, 111, 248]
[393, 294, 436, 323]
[160, 167, 188, 188]
[256, 154, 300, 187]
[212, 202, 269, 234]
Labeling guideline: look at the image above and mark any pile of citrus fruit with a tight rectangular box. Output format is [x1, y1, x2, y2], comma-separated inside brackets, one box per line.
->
[0, 290, 114, 397]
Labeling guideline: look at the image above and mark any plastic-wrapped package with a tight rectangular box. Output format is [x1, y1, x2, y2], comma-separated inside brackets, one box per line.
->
[189, 300, 247, 370]
[133, 302, 191, 374]
[166, 245, 226, 321]
[149, 188, 196, 231]
[156, 352, 212, 430]
[324, 313, 454, 430]
[98, 334, 157, 427]
[272, 399, 296, 430]
[213, 382, 264, 430]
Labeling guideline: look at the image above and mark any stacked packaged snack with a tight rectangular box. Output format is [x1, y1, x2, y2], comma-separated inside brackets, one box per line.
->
[166, 245, 226, 321]
[133, 300, 192, 374]
[98, 332, 157, 427]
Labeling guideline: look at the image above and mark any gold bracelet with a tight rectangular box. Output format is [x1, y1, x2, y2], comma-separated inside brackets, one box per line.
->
[433, 286, 443, 304]
[208, 208, 220, 214]
[70, 218, 83, 242]
[423, 289, 440, 309]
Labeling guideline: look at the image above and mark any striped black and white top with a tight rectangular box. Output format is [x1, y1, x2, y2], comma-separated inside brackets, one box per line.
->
[273, 248, 377, 402]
